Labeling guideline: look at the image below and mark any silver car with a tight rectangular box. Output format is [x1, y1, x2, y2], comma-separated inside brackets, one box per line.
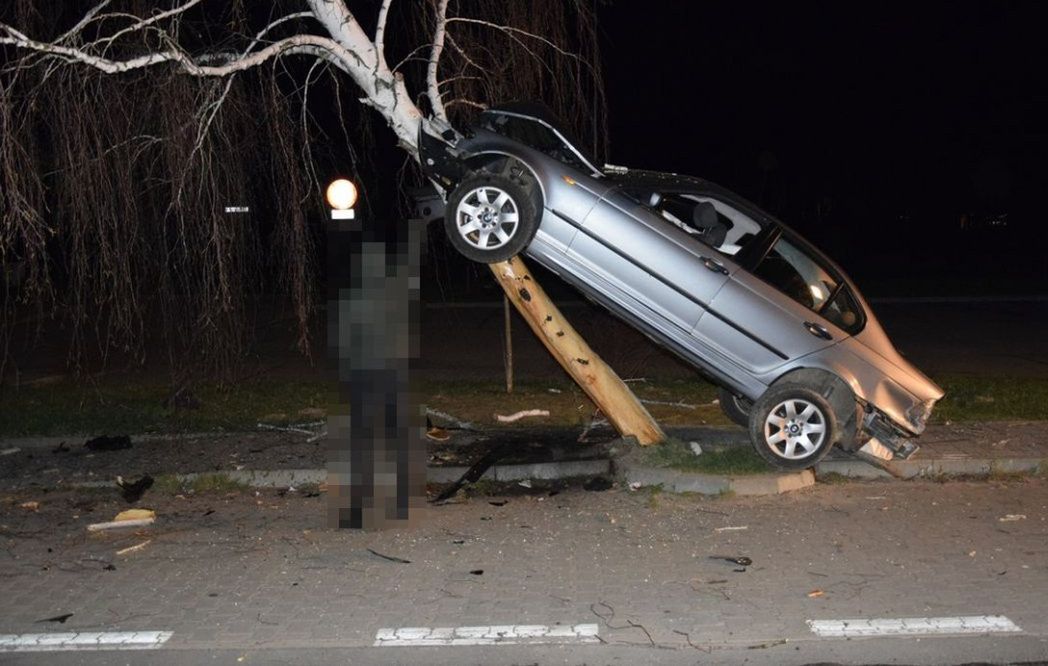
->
[420, 102, 944, 469]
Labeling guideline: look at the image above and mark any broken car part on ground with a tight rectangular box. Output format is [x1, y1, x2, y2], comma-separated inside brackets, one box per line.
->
[420, 101, 943, 470]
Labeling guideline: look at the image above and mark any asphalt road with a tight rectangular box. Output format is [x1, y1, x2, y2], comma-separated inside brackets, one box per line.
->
[2, 478, 1047, 664]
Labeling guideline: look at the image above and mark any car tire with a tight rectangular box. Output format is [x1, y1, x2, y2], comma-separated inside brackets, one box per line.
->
[718, 388, 751, 427]
[444, 171, 540, 264]
[748, 383, 838, 470]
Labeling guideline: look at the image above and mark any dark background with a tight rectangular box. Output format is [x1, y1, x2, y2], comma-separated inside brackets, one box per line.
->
[591, 1, 1048, 295]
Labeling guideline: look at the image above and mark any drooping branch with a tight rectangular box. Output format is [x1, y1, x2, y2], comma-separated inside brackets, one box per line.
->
[0, 0, 610, 382]
[0, 31, 352, 78]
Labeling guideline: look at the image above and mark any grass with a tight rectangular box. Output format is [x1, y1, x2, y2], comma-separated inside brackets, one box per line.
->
[932, 376, 1048, 423]
[3, 372, 1048, 437]
[0, 378, 338, 437]
[640, 438, 769, 475]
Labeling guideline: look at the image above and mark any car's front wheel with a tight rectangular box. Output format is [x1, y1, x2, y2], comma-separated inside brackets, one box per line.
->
[444, 172, 539, 263]
[748, 384, 837, 470]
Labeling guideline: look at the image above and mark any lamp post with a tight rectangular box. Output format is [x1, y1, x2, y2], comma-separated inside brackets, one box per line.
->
[325, 178, 424, 529]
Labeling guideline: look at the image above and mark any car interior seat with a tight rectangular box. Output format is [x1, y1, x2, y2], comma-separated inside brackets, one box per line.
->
[693, 201, 728, 247]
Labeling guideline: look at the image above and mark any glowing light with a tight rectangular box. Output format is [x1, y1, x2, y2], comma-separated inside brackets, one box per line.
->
[326, 178, 358, 210]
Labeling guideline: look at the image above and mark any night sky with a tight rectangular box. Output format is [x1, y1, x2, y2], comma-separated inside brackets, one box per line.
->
[597, 2, 1048, 292]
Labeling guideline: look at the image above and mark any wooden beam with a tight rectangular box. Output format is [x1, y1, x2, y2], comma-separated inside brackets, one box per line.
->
[488, 256, 665, 446]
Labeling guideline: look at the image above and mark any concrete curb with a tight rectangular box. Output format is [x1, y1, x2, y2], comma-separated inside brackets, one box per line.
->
[618, 462, 816, 496]
[50, 459, 614, 492]
[816, 456, 1046, 480]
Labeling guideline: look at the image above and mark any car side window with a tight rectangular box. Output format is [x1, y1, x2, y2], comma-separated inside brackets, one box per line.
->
[624, 191, 761, 256]
[753, 235, 864, 333]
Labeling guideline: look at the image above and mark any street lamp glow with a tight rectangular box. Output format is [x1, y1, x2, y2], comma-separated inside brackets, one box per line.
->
[326, 178, 358, 211]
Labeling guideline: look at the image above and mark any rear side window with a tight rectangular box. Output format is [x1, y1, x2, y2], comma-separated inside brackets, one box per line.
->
[752, 235, 864, 334]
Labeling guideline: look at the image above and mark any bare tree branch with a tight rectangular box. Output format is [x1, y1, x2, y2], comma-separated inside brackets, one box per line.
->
[375, 0, 394, 69]
[427, 0, 451, 122]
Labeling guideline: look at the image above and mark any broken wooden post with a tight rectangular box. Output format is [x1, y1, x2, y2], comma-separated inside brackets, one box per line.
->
[488, 256, 665, 446]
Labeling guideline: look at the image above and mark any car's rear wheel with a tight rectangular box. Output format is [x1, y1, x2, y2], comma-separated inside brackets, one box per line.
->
[748, 384, 837, 470]
[444, 172, 539, 263]
[718, 388, 751, 427]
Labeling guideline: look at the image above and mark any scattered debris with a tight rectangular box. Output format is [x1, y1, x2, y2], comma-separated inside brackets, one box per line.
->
[689, 442, 703, 456]
[451, 539, 466, 545]
[116, 475, 154, 503]
[425, 408, 476, 431]
[495, 409, 550, 423]
[714, 526, 748, 532]
[590, 600, 655, 647]
[583, 477, 613, 492]
[577, 410, 611, 443]
[807, 589, 825, 598]
[257, 421, 324, 437]
[84, 435, 131, 452]
[710, 555, 752, 567]
[115, 508, 155, 522]
[431, 442, 513, 503]
[469, 569, 484, 576]
[1, 447, 20, 456]
[426, 427, 451, 442]
[36, 613, 73, 624]
[639, 398, 697, 410]
[518, 479, 533, 488]
[628, 482, 642, 491]
[488, 500, 508, 507]
[87, 508, 156, 532]
[366, 548, 411, 564]
[864, 495, 887, 500]
[19, 501, 39, 511]
[116, 540, 152, 556]
[999, 514, 1027, 522]
[747, 638, 787, 650]
[547, 388, 562, 394]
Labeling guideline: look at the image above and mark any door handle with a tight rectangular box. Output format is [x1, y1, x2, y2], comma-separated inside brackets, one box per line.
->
[804, 321, 832, 340]
[701, 256, 729, 275]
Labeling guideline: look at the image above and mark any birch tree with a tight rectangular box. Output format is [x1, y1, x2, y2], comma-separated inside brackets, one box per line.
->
[2, 2, 663, 443]
[0, 0, 604, 377]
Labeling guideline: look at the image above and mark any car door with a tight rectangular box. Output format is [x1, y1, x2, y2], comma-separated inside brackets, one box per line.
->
[695, 227, 855, 377]
[566, 186, 734, 334]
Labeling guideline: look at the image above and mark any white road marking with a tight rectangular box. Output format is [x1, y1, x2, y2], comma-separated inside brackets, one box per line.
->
[374, 623, 600, 647]
[808, 616, 1021, 638]
[0, 631, 173, 652]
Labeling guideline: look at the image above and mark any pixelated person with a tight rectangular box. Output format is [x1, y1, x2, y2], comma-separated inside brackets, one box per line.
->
[326, 215, 424, 529]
